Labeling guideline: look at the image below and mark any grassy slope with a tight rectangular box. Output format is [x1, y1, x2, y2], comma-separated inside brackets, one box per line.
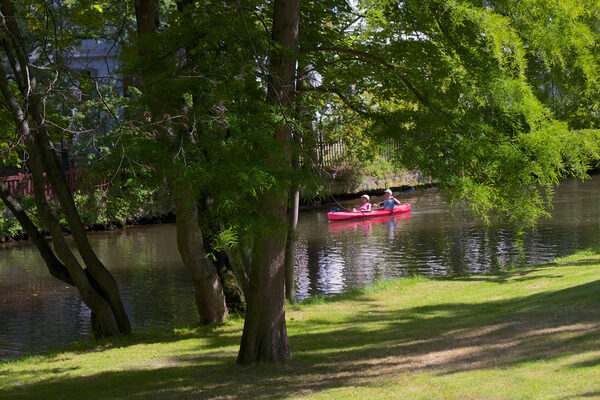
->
[2, 252, 600, 399]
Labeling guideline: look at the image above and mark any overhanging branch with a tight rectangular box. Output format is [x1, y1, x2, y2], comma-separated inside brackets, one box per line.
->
[296, 85, 373, 117]
[301, 46, 430, 106]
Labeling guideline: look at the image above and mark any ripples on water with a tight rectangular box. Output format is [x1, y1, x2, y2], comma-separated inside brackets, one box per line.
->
[2, 178, 600, 359]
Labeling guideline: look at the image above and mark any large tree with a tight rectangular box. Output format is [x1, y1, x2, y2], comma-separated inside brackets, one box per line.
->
[119, 0, 303, 361]
[131, 0, 229, 324]
[0, 0, 131, 337]
[236, 0, 300, 364]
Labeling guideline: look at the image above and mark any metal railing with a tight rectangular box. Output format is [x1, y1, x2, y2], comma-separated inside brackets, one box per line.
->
[306, 139, 400, 168]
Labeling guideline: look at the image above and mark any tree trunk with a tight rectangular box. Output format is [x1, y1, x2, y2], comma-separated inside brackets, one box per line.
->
[0, 0, 130, 337]
[237, 0, 300, 364]
[26, 138, 122, 337]
[237, 196, 291, 363]
[134, 0, 229, 325]
[284, 187, 299, 304]
[22, 80, 131, 334]
[0, 182, 74, 285]
[167, 177, 228, 323]
[1, 178, 118, 339]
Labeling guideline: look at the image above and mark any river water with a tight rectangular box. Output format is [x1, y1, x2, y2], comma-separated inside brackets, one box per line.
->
[2, 178, 600, 359]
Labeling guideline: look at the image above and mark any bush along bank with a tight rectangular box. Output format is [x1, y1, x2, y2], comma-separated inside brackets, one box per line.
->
[0, 184, 174, 242]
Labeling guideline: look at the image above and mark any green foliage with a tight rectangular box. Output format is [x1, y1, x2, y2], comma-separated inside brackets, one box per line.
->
[73, 183, 165, 228]
[0, 208, 23, 238]
[362, 155, 397, 180]
[306, 0, 600, 228]
[0, 105, 20, 168]
[208, 226, 239, 255]
[111, 0, 317, 254]
[0, 179, 167, 239]
[3, 0, 598, 247]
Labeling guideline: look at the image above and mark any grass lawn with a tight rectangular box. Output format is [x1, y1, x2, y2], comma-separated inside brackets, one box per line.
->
[2, 251, 600, 399]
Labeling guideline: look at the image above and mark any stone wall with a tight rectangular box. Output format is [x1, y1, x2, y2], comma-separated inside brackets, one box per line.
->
[305, 168, 431, 202]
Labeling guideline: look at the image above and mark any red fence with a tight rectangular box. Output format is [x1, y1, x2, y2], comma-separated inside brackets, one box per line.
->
[1, 170, 102, 199]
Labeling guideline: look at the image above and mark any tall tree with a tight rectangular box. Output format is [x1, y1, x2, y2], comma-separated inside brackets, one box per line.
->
[236, 0, 300, 364]
[132, 0, 228, 324]
[0, 0, 131, 337]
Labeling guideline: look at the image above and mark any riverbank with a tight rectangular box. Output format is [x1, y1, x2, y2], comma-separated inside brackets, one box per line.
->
[0, 168, 425, 242]
[2, 251, 600, 399]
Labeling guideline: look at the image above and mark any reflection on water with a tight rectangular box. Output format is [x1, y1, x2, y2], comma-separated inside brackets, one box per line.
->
[2, 178, 600, 359]
[0, 225, 196, 360]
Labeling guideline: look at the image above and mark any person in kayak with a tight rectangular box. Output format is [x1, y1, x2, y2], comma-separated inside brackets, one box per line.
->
[378, 189, 402, 210]
[355, 194, 372, 212]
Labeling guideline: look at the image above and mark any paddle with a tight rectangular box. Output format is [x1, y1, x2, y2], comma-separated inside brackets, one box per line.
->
[394, 187, 415, 197]
[329, 205, 354, 212]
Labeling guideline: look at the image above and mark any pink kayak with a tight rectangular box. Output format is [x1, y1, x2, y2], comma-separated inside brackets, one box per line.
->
[328, 203, 411, 221]
[328, 213, 411, 233]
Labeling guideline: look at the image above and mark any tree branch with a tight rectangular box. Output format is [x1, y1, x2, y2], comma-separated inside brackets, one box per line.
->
[0, 182, 74, 285]
[0, 0, 33, 97]
[295, 85, 373, 117]
[301, 45, 430, 106]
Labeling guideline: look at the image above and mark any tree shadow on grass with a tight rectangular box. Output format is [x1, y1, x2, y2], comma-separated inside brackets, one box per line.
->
[458, 273, 563, 284]
[561, 392, 600, 399]
[56, 323, 244, 358]
[2, 279, 600, 399]
[449, 264, 565, 283]
[571, 356, 600, 368]
[559, 258, 600, 267]
[451, 257, 600, 284]
[286, 279, 600, 376]
[579, 392, 600, 398]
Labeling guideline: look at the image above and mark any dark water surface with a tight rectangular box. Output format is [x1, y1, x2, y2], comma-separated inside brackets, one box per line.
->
[2, 178, 600, 359]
